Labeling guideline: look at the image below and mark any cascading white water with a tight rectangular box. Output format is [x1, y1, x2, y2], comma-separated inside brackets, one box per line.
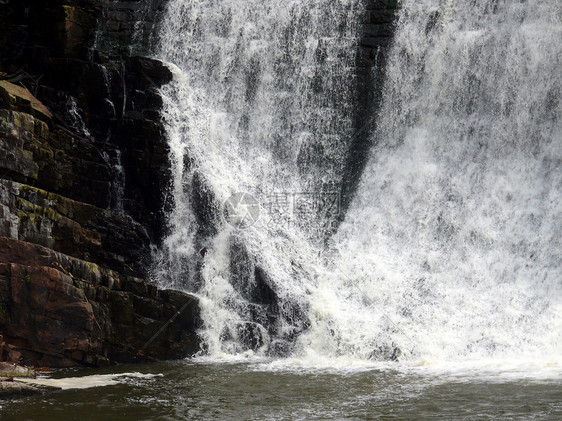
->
[301, 0, 561, 364]
[155, 0, 561, 366]
[155, 0, 363, 356]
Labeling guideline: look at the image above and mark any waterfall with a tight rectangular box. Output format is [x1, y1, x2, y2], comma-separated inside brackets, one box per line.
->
[155, 0, 363, 356]
[303, 0, 561, 363]
[155, 0, 561, 364]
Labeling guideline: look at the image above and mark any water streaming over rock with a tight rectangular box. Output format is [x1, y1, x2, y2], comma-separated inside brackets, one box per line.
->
[305, 0, 562, 363]
[155, 0, 561, 364]
[154, 0, 363, 356]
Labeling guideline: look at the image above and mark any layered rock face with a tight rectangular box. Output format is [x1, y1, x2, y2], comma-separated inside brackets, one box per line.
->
[0, 236, 199, 367]
[0, 0, 201, 367]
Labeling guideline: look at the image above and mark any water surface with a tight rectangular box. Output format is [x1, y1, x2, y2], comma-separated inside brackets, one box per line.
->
[2, 359, 561, 420]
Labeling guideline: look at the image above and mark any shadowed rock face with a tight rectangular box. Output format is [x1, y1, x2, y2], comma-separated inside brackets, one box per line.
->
[0, 0, 174, 250]
[341, 0, 401, 215]
[0, 179, 151, 275]
[0, 0, 204, 367]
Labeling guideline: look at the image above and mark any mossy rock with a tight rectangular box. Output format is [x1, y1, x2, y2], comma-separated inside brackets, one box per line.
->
[0, 81, 53, 126]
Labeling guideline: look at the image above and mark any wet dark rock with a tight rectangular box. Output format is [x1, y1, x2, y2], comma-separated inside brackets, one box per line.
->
[228, 235, 257, 301]
[228, 235, 278, 306]
[226, 234, 310, 353]
[369, 343, 402, 362]
[0, 0, 202, 368]
[266, 339, 295, 358]
[236, 322, 266, 352]
[127, 56, 173, 87]
[253, 266, 278, 306]
[191, 171, 222, 237]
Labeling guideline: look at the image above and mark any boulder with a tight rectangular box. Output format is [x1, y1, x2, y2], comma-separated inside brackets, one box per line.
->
[191, 172, 222, 237]
[0, 380, 57, 397]
[0, 362, 35, 378]
[127, 56, 174, 88]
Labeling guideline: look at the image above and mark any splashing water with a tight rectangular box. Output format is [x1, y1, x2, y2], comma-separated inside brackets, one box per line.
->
[154, 0, 562, 369]
[154, 0, 363, 356]
[304, 0, 562, 365]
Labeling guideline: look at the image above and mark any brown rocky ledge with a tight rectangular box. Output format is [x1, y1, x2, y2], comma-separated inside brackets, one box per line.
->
[0, 237, 200, 368]
[0, 362, 60, 398]
[0, 380, 57, 398]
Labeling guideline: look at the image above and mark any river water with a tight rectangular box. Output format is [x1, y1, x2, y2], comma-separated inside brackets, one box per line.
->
[1, 359, 561, 420]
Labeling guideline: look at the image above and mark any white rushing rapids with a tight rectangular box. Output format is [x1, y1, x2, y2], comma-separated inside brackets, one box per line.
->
[307, 0, 562, 364]
[155, 0, 562, 369]
[154, 0, 363, 356]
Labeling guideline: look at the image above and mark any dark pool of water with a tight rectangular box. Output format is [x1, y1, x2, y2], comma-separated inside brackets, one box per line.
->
[1, 359, 561, 420]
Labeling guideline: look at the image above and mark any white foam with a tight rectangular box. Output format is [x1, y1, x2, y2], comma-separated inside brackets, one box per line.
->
[17, 372, 163, 390]
[299, 0, 562, 365]
[154, 0, 562, 371]
[154, 0, 362, 356]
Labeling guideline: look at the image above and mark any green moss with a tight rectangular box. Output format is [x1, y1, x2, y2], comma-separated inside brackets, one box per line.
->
[62, 5, 74, 19]
[33, 119, 50, 139]
[11, 111, 34, 132]
[54, 150, 65, 161]
[19, 184, 49, 200]
[15, 196, 60, 222]
[0, 366, 36, 378]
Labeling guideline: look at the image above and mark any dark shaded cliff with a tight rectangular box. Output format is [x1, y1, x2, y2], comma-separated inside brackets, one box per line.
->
[0, 0, 200, 368]
[0, 0, 172, 251]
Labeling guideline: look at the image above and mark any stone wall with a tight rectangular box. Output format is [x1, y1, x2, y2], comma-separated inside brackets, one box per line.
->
[0, 0, 203, 367]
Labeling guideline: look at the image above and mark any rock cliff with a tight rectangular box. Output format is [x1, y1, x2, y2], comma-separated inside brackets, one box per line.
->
[0, 0, 201, 367]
